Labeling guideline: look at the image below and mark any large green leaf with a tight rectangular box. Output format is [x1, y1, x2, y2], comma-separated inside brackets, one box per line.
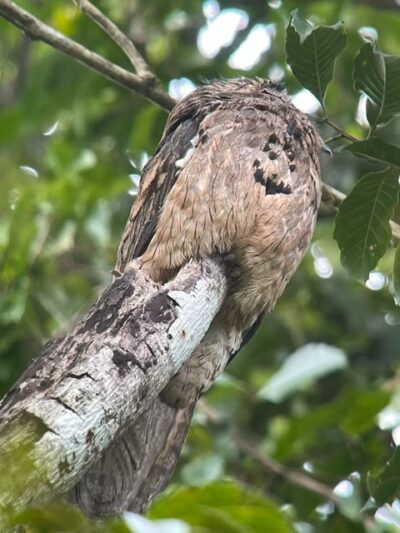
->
[346, 138, 400, 168]
[353, 42, 400, 132]
[258, 343, 347, 403]
[148, 481, 293, 533]
[286, 10, 346, 104]
[334, 170, 399, 280]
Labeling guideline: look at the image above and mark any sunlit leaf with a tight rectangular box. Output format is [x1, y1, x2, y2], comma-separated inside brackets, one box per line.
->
[148, 481, 293, 532]
[124, 513, 189, 533]
[181, 453, 224, 487]
[375, 500, 400, 531]
[334, 169, 399, 280]
[258, 343, 347, 403]
[286, 10, 346, 104]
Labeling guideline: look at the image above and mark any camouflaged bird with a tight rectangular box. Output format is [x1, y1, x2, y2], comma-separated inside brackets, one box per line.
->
[71, 78, 322, 515]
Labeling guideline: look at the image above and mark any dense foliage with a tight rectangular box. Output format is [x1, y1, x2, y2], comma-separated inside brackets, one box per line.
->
[1, 0, 400, 531]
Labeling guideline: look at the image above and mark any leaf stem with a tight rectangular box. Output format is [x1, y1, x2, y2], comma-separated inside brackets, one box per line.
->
[324, 133, 349, 144]
[72, 0, 155, 81]
[320, 117, 359, 143]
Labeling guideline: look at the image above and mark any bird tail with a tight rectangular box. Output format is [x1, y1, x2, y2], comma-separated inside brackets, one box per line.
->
[69, 395, 196, 516]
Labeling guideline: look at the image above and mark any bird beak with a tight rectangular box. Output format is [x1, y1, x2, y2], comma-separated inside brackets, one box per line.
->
[322, 143, 333, 157]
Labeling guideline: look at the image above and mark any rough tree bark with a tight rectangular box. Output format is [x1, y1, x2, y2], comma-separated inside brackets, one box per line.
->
[0, 259, 227, 524]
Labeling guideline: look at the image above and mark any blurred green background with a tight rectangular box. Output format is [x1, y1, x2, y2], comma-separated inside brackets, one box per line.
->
[1, 0, 400, 531]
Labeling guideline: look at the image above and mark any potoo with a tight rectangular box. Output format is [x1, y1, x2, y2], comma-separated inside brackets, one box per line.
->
[71, 78, 322, 515]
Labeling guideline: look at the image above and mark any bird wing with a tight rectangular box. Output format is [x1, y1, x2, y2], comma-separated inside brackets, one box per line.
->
[117, 112, 202, 268]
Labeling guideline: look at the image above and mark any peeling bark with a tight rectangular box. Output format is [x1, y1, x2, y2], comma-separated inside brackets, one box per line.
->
[0, 259, 227, 521]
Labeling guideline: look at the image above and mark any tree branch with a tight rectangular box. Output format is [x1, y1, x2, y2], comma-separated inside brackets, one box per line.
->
[0, 0, 175, 111]
[236, 434, 340, 504]
[0, 258, 227, 524]
[72, 0, 155, 81]
[197, 400, 339, 504]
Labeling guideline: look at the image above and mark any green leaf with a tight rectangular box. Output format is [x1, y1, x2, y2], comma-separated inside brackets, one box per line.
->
[148, 481, 294, 533]
[340, 390, 390, 436]
[334, 169, 399, 280]
[181, 453, 224, 487]
[353, 42, 400, 131]
[393, 246, 400, 296]
[10, 502, 105, 532]
[286, 10, 346, 104]
[368, 447, 400, 505]
[346, 138, 400, 168]
[258, 343, 347, 403]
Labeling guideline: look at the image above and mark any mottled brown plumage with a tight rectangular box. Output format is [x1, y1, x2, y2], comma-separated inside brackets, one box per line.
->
[72, 78, 322, 515]
[119, 78, 320, 321]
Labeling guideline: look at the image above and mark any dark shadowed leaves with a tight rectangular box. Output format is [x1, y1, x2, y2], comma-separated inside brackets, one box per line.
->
[346, 138, 400, 168]
[286, 10, 346, 104]
[334, 170, 399, 280]
[353, 42, 400, 132]
[368, 447, 400, 506]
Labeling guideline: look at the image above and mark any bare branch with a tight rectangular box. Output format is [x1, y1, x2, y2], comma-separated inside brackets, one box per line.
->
[72, 0, 155, 81]
[321, 182, 346, 209]
[197, 401, 339, 504]
[235, 433, 340, 504]
[0, 0, 175, 111]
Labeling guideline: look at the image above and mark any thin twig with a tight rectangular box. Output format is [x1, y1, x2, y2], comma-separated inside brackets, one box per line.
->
[236, 433, 340, 504]
[197, 401, 339, 504]
[0, 0, 175, 111]
[197, 401, 338, 504]
[321, 182, 346, 208]
[320, 117, 359, 143]
[72, 0, 155, 81]
[324, 133, 348, 144]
